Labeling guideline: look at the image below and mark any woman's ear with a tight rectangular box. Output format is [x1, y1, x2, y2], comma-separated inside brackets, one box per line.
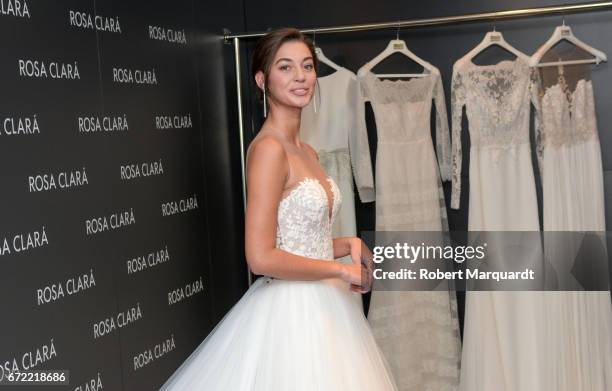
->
[255, 71, 265, 91]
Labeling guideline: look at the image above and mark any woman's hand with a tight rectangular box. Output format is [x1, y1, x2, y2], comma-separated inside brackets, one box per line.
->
[343, 237, 375, 293]
[339, 262, 368, 292]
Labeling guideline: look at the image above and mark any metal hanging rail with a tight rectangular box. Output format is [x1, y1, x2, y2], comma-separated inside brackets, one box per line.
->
[226, 1, 612, 286]
[225, 1, 612, 40]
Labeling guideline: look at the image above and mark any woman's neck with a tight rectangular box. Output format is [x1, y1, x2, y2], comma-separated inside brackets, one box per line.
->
[264, 104, 302, 146]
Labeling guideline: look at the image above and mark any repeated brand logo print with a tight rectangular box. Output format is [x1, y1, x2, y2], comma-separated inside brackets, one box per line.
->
[2, 5, 207, 389]
[148, 25, 187, 44]
[155, 114, 193, 130]
[78, 116, 129, 133]
[0, 337, 59, 378]
[126, 246, 171, 275]
[133, 333, 176, 371]
[18, 59, 80, 79]
[36, 269, 97, 306]
[161, 194, 199, 216]
[2, 115, 40, 136]
[112, 67, 157, 84]
[0, 0, 30, 19]
[0, 226, 49, 257]
[85, 208, 136, 235]
[69, 10, 121, 33]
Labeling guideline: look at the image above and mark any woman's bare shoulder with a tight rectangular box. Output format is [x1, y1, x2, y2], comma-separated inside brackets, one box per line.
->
[300, 142, 319, 161]
[246, 135, 288, 177]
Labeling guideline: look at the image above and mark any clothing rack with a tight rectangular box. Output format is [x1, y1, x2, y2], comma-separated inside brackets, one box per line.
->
[224, 1, 612, 286]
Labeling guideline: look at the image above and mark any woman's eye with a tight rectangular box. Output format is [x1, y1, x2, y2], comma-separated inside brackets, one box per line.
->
[279, 65, 290, 71]
[304, 64, 314, 70]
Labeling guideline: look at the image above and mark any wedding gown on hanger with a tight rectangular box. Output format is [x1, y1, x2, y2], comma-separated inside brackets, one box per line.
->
[451, 56, 544, 391]
[533, 49, 612, 390]
[160, 169, 398, 390]
[357, 68, 462, 391]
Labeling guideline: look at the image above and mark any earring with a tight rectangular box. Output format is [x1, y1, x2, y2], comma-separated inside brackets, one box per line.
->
[314, 80, 321, 114]
[313, 83, 318, 114]
[263, 82, 267, 118]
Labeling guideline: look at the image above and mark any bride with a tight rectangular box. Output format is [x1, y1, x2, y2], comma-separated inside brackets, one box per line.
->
[160, 27, 398, 390]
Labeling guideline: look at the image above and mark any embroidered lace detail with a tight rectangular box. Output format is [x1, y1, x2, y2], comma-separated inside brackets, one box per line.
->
[537, 78, 599, 149]
[359, 69, 452, 182]
[450, 58, 539, 209]
[361, 71, 438, 104]
[275, 176, 341, 261]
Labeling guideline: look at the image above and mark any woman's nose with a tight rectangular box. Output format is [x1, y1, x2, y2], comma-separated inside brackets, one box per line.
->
[294, 67, 305, 81]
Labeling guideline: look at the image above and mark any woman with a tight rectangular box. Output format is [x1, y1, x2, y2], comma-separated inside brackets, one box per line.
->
[160, 27, 398, 390]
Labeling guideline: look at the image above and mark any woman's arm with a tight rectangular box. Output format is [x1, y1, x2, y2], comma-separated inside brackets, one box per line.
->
[332, 237, 357, 260]
[244, 137, 352, 282]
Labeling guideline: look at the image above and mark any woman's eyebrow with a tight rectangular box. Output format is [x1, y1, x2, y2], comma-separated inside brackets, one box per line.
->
[274, 58, 294, 64]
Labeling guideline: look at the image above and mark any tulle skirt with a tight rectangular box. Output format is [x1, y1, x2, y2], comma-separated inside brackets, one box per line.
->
[160, 275, 398, 390]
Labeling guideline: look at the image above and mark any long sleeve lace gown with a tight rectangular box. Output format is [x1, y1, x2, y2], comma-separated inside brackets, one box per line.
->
[451, 56, 544, 391]
[357, 67, 462, 391]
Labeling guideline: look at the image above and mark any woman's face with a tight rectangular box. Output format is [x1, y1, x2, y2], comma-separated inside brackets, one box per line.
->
[261, 41, 316, 110]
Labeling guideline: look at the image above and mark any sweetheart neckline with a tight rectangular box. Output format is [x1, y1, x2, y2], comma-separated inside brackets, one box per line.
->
[279, 176, 336, 224]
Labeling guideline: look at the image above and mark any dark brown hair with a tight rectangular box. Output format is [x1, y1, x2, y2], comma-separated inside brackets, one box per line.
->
[251, 27, 318, 101]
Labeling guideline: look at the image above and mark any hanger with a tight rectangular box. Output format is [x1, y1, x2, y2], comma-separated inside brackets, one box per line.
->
[357, 22, 435, 78]
[456, 15, 530, 68]
[312, 30, 342, 72]
[529, 15, 607, 67]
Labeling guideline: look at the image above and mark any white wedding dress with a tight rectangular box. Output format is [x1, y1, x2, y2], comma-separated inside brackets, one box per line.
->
[357, 68, 462, 391]
[451, 57, 544, 391]
[534, 57, 612, 390]
[160, 174, 398, 390]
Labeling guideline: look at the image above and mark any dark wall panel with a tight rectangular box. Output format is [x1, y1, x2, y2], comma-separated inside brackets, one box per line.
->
[0, 0, 246, 390]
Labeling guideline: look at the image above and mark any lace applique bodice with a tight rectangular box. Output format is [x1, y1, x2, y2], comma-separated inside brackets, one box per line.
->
[275, 176, 342, 261]
[537, 78, 599, 149]
[450, 58, 540, 209]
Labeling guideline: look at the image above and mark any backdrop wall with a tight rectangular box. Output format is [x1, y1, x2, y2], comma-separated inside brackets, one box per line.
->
[0, 0, 246, 389]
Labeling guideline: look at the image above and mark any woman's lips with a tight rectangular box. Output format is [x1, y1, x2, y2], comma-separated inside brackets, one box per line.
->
[291, 88, 309, 96]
